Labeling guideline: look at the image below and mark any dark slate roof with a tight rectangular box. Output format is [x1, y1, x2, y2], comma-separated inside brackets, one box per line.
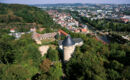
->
[62, 35, 75, 46]
[73, 38, 83, 43]
[58, 36, 83, 46]
[58, 40, 63, 45]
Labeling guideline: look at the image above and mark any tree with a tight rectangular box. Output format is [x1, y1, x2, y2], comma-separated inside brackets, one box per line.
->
[110, 49, 126, 59]
[38, 61, 63, 80]
[47, 62, 63, 80]
[26, 44, 42, 66]
[1, 65, 30, 80]
[0, 40, 16, 64]
[47, 48, 59, 61]
[40, 59, 52, 73]
[66, 52, 107, 80]
[80, 44, 88, 53]
[122, 66, 130, 80]
[107, 69, 120, 80]
[0, 64, 6, 79]
[110, 60, 124, 70]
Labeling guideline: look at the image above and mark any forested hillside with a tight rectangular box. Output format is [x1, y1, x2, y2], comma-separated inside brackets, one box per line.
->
[61, 28, 130, 80]
[0, 3, 63, 80]
[0, 3, 54, 27]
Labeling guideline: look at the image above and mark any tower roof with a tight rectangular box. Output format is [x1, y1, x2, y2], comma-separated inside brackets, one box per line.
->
[62, 35, 75, 46]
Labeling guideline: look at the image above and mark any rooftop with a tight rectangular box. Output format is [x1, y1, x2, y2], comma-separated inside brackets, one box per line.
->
[58, 36, 83, 46]
[62, 35, 75, 46]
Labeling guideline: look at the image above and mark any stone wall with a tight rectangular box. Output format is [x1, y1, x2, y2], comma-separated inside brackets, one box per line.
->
[75, 41, 83, 46]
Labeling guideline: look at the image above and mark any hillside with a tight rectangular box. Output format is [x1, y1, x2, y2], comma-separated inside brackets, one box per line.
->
[0, 3, 54, 27]
[0, 3, 130, 80]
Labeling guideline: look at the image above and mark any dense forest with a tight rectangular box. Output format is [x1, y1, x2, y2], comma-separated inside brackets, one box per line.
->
[0, 30, 63, 80]
[61, 28, 130, 80]
[0, 3, 55, 28]
[0, 3, 130, 80]
[1, 27, 130, 80]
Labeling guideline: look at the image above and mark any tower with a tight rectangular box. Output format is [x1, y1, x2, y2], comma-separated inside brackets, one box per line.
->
[62, 35, 75, 62]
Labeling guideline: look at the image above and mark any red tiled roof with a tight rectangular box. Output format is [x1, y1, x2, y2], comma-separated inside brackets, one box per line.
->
[81, 29, 87, 32]
[36, 34, 41, 37]
[58, 29, 68, 36]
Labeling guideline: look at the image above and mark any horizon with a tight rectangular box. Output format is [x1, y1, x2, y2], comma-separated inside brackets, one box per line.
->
[0, 0, 130, 4]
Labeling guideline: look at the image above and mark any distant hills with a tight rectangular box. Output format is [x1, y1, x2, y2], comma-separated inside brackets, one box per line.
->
[32, 3, 86, 7]
[32, 3, 130, 7]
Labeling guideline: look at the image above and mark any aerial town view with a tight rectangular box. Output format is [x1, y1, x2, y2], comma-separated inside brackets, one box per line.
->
[0, 0, 130, 80]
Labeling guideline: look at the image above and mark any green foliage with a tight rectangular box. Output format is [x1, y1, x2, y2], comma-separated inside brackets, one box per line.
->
[47, 62, 63, 80]
[66, 52, 107, 80]
[0, 64, 30, 80]
[37, 28, 54, 34]
[107, 69, 120, 80]
[109, 43, 126, 59]
[40, 59, 52, 73]
[80, 44, 88, 53]
[47, 48, 59, 61]
[1, 34, 15, 41]
[38, 60, 63, 80]
[0, 64, 6, 79]
[47, 47, 59, 61]
[0, 40, 16, 64]
[25, 44, 41, 65]
[0, 3, 130, 80]
[122, 66, 130, 80]
[0, 4, 8, 14]
[0, 33, 42, 79]
[22, 62, 39, 77]
[65, 32, 129, 80]
[110, 60, 124, 70]
[0, 3, 54, 27]
[13, 34, 42, 67]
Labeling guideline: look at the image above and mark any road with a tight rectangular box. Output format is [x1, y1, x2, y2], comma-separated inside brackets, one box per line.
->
[86, 23, 110, 44]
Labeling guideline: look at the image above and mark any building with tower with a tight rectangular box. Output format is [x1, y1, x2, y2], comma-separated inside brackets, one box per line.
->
[31, 28, 83, 62]
[62, 35, 75, 61]
[58, 35, 83, 62]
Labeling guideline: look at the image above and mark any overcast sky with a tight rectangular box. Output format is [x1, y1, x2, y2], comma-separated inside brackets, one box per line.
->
[0, 0, 130, 4]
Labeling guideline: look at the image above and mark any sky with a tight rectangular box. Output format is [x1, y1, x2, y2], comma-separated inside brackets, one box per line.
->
[0, 0, 130, 4]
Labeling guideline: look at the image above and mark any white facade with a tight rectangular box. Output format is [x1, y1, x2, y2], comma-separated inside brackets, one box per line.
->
[63, 45, 75, 61]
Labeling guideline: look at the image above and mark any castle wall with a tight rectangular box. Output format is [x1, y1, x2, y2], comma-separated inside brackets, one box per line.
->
[75, 41, 83, 46]
[63, 45, 75, 61]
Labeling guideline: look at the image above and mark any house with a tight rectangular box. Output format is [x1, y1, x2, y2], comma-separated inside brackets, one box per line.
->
[74, 29, 80, 33]
[121, 15, 130, 22]
[13, 33, 21, 39]
[30, 27, 36, 32]
[121, 18, 129, 23]
[39, 28, 45, 32]
[80, 28, 87, 32]
[10, 28, 15, 33]
[58, 29, 68, 36]
[9, 32, 21, 39]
